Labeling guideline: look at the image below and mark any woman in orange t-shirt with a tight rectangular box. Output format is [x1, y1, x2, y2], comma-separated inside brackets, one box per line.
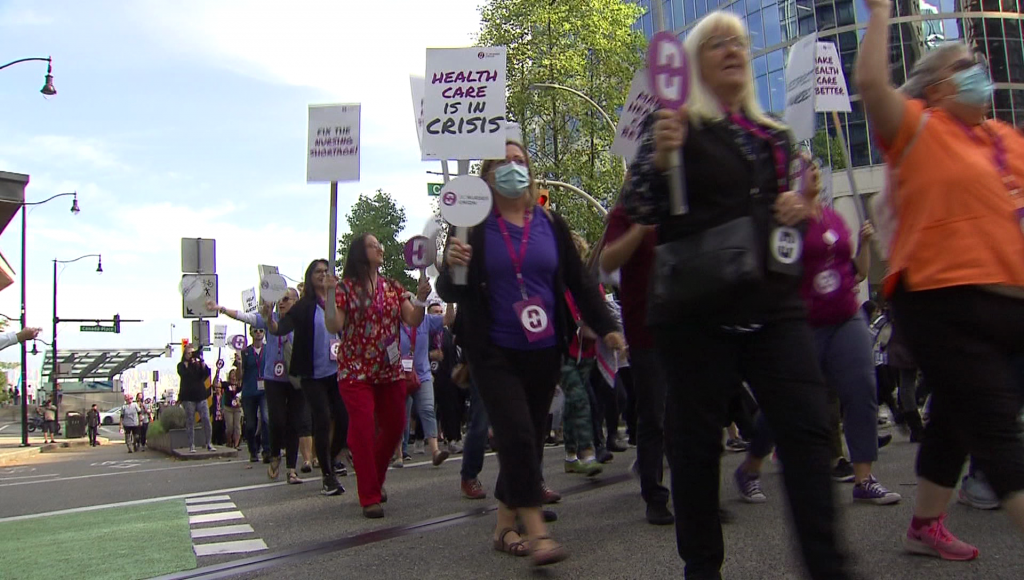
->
[857, 0, 1024, 562]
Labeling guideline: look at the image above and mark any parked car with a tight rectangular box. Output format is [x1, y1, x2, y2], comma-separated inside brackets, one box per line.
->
[99, 406, 124, 425]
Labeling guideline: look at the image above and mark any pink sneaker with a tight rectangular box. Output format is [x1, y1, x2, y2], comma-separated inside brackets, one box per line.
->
[903, 514, 979, 561]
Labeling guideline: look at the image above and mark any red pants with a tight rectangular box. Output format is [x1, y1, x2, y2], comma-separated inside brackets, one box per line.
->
[338, 378, 406, 506]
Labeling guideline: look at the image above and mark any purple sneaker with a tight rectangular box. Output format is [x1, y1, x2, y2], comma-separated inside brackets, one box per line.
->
[734, 466, 767, 503]
[853, 475, 901, 505]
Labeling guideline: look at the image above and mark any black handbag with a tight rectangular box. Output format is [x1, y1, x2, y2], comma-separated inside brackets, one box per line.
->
[646, 216, 762, 323]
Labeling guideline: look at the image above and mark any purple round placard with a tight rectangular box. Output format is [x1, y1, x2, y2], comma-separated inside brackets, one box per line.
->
[647, 31, 690, 110]
[404, 235, 434, 269]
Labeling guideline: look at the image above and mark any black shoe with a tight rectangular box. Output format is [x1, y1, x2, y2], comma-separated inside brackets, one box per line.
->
[335, 463, 348, 477]
[301, 462, 312, 474]
[595, 448, 614, 464]
[831, 458, 856, 483]
[262, 453, 271, 464]
[718, 507, 735, 525]
[542, 509, 558, 523]
[607, 436, 628, 453]
[877, 433, 893, 449]
[321, 475, 344, 496]
[646, 503, 675, 526]
[249, 454, 259, 463]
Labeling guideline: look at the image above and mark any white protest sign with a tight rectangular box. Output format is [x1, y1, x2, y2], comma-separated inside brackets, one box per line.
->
[409, 75, 437, 161]
[784, 34, 818, 143]
[611, 70, 660, 164]
[785, 36, 853, 142]
[438, 176, 493, 227]
[819, 164, 834, 207]
[260, 273, 288, 303]
[241, 288, 258, 315]
[257, 264, 279, 281]
[422, 47, 507, 160]
[213, 325, 227, 348]
[307, 104, 360, 183]
[813, 42, 852, 113]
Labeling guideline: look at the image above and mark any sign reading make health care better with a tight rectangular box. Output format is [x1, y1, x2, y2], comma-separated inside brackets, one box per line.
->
[784, 35, 852, 142]
[307, 104, 361, 183]
[421, 47, 507, 160]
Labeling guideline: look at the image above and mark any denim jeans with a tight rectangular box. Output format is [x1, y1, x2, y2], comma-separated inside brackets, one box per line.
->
[181, 400, 212, 449]
[460, 379, 490, 481]
[403, 378, 438, 453]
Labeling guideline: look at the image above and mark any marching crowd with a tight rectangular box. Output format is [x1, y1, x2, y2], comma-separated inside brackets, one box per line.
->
[156, 3, 1024, 577]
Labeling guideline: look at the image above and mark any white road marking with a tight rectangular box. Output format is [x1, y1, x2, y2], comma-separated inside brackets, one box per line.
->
[193, 539, 267, 556]
[0, 480, 292, 523]
[189, 511, 244, 525]
[0, 473, 59, 482]
[0, 457, 237, 488]
[0, 425, 10, 432]
[190, 524, 254, 539]
[186, 502, 237, 514]
[185, 495, 232, 504]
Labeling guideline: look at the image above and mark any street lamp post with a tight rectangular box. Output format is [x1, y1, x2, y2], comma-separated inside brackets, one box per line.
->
[51, 253, 102, 424]
[527, 82, 627, 174]
[0, 56, 57, 96]
[18, 192, 78, 447]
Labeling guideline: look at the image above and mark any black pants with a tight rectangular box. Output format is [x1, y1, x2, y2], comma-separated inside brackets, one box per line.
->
[619, 365, 638, 442]
[88, 425, 98, 446]
[656, 319, 849, 580]
[629, 348, 670, 507]
[139, 423, 149, 447]
[471, 345, 560, 508]
[893, 285, 1024, 498]
[265, 380, 308, 469]
[434, 376, 465, 442]
[302, 376, 348, 478]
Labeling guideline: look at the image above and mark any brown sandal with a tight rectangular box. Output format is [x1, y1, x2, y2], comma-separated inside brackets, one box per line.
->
[529, 536, 568, 567]
[492, 528, 529, 557]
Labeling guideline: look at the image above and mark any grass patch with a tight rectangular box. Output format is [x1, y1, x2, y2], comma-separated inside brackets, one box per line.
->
[0, 500, 197, 580]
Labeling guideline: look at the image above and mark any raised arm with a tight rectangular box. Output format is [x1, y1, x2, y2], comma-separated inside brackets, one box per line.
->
[854, 0, 906, 146]
[209, 300, 264, 329]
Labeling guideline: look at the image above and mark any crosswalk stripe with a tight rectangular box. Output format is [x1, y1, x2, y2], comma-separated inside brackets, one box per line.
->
[185, 495, 232, 505]
[189, 511, 244, 525]
[193, 539, 267, 556]
[186, 502, 237, 514]
[190, 524, 255, 539]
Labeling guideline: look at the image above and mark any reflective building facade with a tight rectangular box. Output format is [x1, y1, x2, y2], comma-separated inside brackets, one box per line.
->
[632, 0, 1024, 169]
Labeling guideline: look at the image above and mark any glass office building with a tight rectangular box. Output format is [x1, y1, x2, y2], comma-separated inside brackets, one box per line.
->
[632, 0, 1024, 169]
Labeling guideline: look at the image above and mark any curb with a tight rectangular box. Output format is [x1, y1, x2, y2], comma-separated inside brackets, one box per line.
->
[168, 448, 239, 461]
[0, 446, 41, 466]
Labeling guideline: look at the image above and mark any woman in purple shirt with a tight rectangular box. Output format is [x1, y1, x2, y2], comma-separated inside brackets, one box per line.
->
[735, 156, 901, 506]
[438, 140, 625, 567]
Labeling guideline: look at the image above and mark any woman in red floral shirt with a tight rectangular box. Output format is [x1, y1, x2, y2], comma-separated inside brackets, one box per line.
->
[326, 232, 431, 518]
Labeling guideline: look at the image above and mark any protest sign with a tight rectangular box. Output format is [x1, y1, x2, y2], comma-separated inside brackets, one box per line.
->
[307, 104, 360, 183]
[421, 47, 507, 160]
[611, 70, 660, 164]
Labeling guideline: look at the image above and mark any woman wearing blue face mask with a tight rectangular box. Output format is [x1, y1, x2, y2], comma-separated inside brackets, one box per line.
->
[858, 0, 1024, 561]
[438, 140, 625, 567]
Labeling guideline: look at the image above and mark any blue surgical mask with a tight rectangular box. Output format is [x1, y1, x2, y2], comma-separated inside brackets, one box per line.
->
[493, 162, 531, 199]
[952, 64, 994, 107]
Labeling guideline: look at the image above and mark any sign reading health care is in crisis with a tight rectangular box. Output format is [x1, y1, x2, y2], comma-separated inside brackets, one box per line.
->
[307, 104, 360, 183]
[422, 47, 507, 160]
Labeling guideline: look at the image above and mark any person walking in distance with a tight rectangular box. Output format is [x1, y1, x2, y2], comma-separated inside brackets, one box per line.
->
[176, 342, 215, 454]
[324, 234, 432, 518]
[239, 327, 272, 464]
[622, 11, 853, 579]
[600, 189, 674, 526]
[266, 260, 350, 497]
[222, 367, 243, 449]
[439, 138, 624, 566]
[86, 404, 101, 447]
[857, 0, 1024, 559]
[120, 395, 141, 452]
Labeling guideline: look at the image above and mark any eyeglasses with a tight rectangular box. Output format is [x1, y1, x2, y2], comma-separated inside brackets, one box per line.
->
[366, 242, 383, 251]
[313, 268, 328, 275]
[702, 35, 748, 52]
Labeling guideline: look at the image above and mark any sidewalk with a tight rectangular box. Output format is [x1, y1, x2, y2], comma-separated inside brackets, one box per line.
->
[0, 435, 110, 466]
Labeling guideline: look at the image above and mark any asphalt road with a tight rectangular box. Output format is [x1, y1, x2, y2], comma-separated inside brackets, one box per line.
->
[2, 429, 1024, 580]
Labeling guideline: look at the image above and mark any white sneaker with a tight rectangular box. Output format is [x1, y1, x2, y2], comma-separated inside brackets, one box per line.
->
[207, 445, 216, 452]
[189, 445, 196, 453]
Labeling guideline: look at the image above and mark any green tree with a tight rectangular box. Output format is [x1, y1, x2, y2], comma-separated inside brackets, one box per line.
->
[478, 0, 646, 244]
[337, 190, 416, 292]
[811, 129, 847, 170]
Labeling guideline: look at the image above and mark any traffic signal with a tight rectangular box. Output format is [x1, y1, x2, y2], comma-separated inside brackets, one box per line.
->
[537, 188, 550, 208]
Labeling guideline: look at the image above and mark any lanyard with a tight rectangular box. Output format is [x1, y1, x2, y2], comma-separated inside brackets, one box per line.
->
[729, 113, 789, 192]
[252, 346, 264, 379]
[956, 120, 1022, 197]
[402, 324, 417, 356]
[495, 209, 533, 300]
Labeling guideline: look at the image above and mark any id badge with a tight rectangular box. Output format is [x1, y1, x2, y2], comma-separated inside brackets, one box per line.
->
[272, 361, 286, 379]
[401, 357, 414, 373]
[813, 269, 841, 296]
[386, 340, 401, 365]
[767, 225, 804, 276]
[513, 296, 555, 343]
[329, 339, 340, 362]
[257, 380, 265, 392]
